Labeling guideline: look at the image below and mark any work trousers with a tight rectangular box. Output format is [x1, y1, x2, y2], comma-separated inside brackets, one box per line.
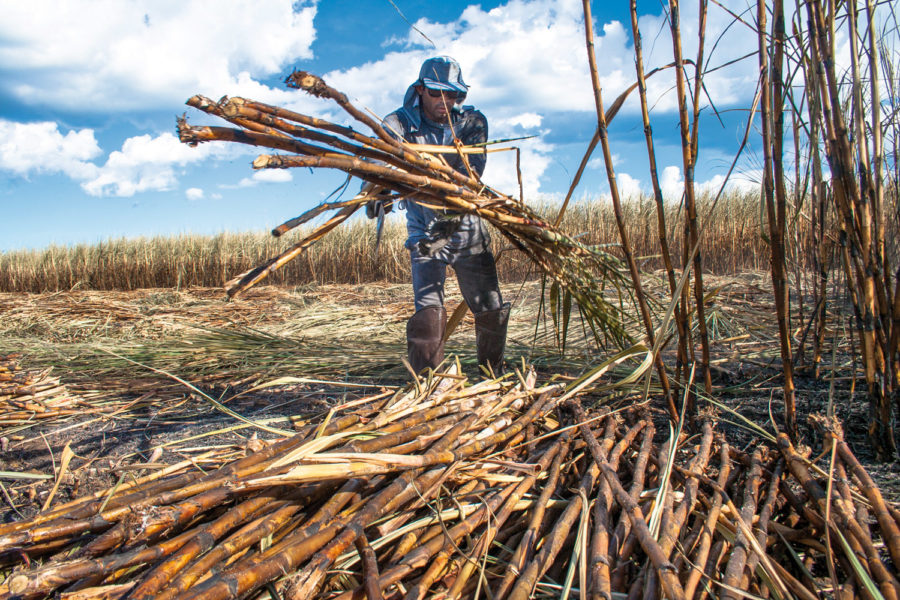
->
[410, 245, 503, 315]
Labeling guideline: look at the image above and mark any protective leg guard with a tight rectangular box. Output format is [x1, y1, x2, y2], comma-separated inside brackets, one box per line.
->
[475, 302, 511, 375]
[406, 306, 447, 375]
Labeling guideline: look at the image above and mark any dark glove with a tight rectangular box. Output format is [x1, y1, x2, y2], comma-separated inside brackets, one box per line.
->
[416, 216, 462, 256]
[365, 191, 394, 219]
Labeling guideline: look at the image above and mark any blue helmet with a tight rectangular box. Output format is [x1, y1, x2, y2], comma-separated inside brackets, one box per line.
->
[416, 56, 469, 95]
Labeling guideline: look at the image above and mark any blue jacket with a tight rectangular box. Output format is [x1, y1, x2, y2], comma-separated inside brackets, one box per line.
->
[383, 85, 491, 255]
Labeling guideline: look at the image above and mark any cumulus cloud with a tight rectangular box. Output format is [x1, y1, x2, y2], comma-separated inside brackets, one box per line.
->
[185, 187, 204, 200]
[317, 0, 764, 199]
[658, 164, 762, 201]
[81, 132, 231, 197]
[0, 1, 317, 112]
[0, 120, 101, 180]
[0, 0, 772, 201]
[234, 169, 294, 188]
[615, 172, 643, 200]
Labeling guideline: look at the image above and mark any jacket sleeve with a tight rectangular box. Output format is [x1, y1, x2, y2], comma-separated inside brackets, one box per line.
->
[460, 110, 488, 178]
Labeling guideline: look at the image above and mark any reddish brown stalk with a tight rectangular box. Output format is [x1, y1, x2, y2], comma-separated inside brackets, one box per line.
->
[127, 492, 293, 600]
[505, 418, 620, 600]
[335, 478, 523, 600]
[284, 71, 407, 154]
[629, 0, 689, 388]
[805, 0, 895, 459]
[683, 443, 732, 599]
[721, 449, 764, 598]
[2, 527, 201, 599]
[225, 203, 359, 297]
[265, 414, 479, 600]
[411, 441, 566, 600]
[778, 433, 900, 599]
[354, 535, 383, 600]
[758, 0, 798, 440]
[445, 438, 569, 600]
[837, 439, 900, 568]
[214, 96, 484, 192]
[580, 0, 676, 422]
[658, 422, 714, 559]
[668, 0, 713, 396]
[188, 422, 473, 600]
[573, 403, 686, 600]
[493, 433, 571, 599]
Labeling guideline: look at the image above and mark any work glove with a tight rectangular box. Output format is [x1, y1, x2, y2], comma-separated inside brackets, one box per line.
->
[365, 190, 395, 219]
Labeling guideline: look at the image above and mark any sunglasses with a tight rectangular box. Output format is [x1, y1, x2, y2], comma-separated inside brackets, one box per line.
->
[425, 88, 460, 99]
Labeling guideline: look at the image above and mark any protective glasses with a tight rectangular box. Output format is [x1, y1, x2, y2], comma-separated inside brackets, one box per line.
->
[425, 88, 460, 99]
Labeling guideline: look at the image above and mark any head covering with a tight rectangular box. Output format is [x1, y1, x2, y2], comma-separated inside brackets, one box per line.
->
[416, 56, 469, 95]
[398, 56, 470, 131]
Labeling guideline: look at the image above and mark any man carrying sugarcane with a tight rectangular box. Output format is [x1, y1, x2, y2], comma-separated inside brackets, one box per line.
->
[366, 56, 509, 376]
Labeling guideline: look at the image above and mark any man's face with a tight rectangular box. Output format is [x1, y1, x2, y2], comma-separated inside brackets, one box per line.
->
[417, 85, 459, 123]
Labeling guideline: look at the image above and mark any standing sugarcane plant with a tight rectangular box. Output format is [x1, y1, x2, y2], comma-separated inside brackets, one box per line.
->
[629, 0, 691, 397]
[581, 0, 678, 422]
[668, 0, 715, 398]
[801, 0, 898, 459]
[758, 0, 799, 440]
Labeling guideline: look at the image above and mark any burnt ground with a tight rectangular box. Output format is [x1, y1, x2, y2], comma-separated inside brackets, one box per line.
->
[1, 274, 898, 524]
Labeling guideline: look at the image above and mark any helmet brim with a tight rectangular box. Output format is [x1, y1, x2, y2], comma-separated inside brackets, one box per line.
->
[421, 80, 469, 95]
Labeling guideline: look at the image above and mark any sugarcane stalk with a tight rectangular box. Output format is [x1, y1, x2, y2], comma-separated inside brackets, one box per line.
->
[628, 0, 690, 389]
[836, 438, 900, 568]
[741, 459, 784, 592]
[330, 477, 522, 600]
[284, 71, 406, 154]
[758, 0, 798, 440]
[609, 424, 655, 570]
[354, 534, 383, 600]
[572, 403, 686, 600]
[580, 0, 676, 422]
[668, 0, 713, 396]
[505, 419, 616, 600]
[263, 415, 479, 599]
[493, 430, 571, 599]
[126, 492, 294, 600]
[217, 97, 484, 193]
[683, 443, 732, 599]
[777, 432, 900, 599]
[445, 437, 568, 599]
[226, 203, 359, 297]
[659, 422, 714, 558]
[721, 449, 764, 598]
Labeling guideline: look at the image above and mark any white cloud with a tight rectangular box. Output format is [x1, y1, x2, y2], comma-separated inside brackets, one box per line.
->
[588, 153, 622, 170]
[615, 172, 642, 200]
[0, 1, 317, 112]
[185, 187, 204, 200]
[661, 165, 684, 200]
[316, 0, 765, 199]
[658, 164, 762, 201]
[0, 120, 101, 180]
[82, 132, 230, 197]
[235, 168, 294, 188]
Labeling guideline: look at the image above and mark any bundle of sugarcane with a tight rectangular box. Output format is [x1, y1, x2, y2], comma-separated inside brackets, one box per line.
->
[0, 354, 83, 431]
[176, 71, 634, 346]
[2, 364, 898, 599]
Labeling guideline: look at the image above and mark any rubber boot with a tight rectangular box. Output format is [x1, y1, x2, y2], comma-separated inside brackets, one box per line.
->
[406, 306, 447, 375]
[475, 302, 510, 376]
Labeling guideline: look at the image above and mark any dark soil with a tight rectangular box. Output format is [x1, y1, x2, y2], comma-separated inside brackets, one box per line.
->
[1, 278, 898, 524]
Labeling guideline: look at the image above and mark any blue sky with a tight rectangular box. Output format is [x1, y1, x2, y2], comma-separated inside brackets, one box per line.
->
[0, 0, 769, 251]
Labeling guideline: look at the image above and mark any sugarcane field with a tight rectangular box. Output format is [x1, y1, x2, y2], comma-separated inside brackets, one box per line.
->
[2, 0, 900, 599]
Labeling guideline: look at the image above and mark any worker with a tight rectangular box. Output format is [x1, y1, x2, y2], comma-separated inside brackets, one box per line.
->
[365, 56, 509, 376]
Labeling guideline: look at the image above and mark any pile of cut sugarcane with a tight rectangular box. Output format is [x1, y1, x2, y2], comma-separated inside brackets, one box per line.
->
[176, 71, 634, 346]
[0, 354, 83, 432]
[2, 365, 898, 600]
